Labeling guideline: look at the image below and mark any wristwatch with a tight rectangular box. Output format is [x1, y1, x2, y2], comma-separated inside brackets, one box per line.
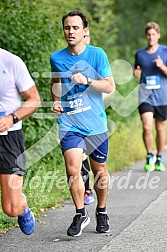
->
[86, 77, 92, 86]
[10, 113, 19, 124]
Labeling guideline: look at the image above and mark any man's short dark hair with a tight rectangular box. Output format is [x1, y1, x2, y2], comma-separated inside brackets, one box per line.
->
[62, 11, 88, 28]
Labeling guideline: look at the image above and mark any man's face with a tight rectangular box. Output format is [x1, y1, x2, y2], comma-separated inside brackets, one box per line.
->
[146, 28, 160, 47]
[63, 15, 87, 46]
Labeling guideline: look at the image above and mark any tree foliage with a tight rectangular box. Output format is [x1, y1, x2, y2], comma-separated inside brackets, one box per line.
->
[0, 0, 166, 162]
[83, 0, 117, 61]
[0, 0, 167, 231]
[0, 1, 62, 146]
[112, 0, 167, 63]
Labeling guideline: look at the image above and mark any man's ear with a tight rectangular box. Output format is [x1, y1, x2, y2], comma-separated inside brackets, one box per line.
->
[84, 27, 89, 36]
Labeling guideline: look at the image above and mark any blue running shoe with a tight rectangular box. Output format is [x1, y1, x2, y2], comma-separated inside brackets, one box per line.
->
[18, 194, 35, 235]
[84, 190, 94, 205]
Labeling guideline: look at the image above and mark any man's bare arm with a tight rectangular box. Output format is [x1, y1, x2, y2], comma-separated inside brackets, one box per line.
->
[0, 85, 41, 132]
[51, 77, 63, 114]
[71, 73, 115, 94]
[133, 65, 142, 79]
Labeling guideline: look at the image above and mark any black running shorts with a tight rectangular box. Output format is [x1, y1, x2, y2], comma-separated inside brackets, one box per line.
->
[138, 102, 167, 121]
[0, 130, 26, 175]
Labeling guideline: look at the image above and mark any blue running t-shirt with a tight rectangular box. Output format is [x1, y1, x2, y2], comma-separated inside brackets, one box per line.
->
[50, 45, 112, 135]
[134, 44, 167, 106]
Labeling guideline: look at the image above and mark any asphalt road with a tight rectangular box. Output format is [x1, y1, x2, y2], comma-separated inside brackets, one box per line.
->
[1, 150, 167, 252]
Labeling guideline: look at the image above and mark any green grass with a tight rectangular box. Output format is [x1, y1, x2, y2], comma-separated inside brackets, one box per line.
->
[0, 116, 147, 234]
[107, 119, 146, 172]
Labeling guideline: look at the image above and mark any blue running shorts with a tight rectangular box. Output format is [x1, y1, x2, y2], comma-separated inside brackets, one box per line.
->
[59, 131, 108, 163]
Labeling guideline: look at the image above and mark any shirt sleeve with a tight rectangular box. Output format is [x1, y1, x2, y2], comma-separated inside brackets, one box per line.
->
[96, 48, 112, 78]
[15, 57, 35, 92]
[50, 53, 61, 79]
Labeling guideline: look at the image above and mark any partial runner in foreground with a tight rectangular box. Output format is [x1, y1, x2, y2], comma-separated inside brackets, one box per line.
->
[0, 48, 40, 235]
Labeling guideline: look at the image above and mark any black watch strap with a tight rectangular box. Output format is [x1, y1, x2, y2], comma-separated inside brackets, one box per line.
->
[11, 113, 19, 124]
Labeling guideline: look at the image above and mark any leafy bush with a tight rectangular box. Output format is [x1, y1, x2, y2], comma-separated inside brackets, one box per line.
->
[0, 0, 149, 233]
[0, 0, 63, 145]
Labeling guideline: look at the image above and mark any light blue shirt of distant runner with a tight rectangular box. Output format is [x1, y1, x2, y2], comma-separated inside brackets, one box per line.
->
[50, 44, 112, 135]
[134, 44, 167, 106]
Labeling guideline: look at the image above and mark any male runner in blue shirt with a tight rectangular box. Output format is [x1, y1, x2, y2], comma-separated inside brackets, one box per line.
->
[134, 22, 167, 172]
[50, 11, 115, 236]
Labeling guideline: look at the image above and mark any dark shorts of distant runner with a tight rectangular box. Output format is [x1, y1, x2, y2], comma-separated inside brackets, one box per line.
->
[59, 131, 108, 163]
[0, 130, 26, 175]
[138, 102, 167, 121]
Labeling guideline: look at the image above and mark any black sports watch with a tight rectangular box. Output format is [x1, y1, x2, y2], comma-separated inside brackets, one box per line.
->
[11, 113, 19, 124]
[86, 77, 92, 86]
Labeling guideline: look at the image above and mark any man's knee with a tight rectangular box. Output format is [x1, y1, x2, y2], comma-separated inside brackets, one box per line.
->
[2, 198, 26, 217]
[2, 204, 21, 217]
